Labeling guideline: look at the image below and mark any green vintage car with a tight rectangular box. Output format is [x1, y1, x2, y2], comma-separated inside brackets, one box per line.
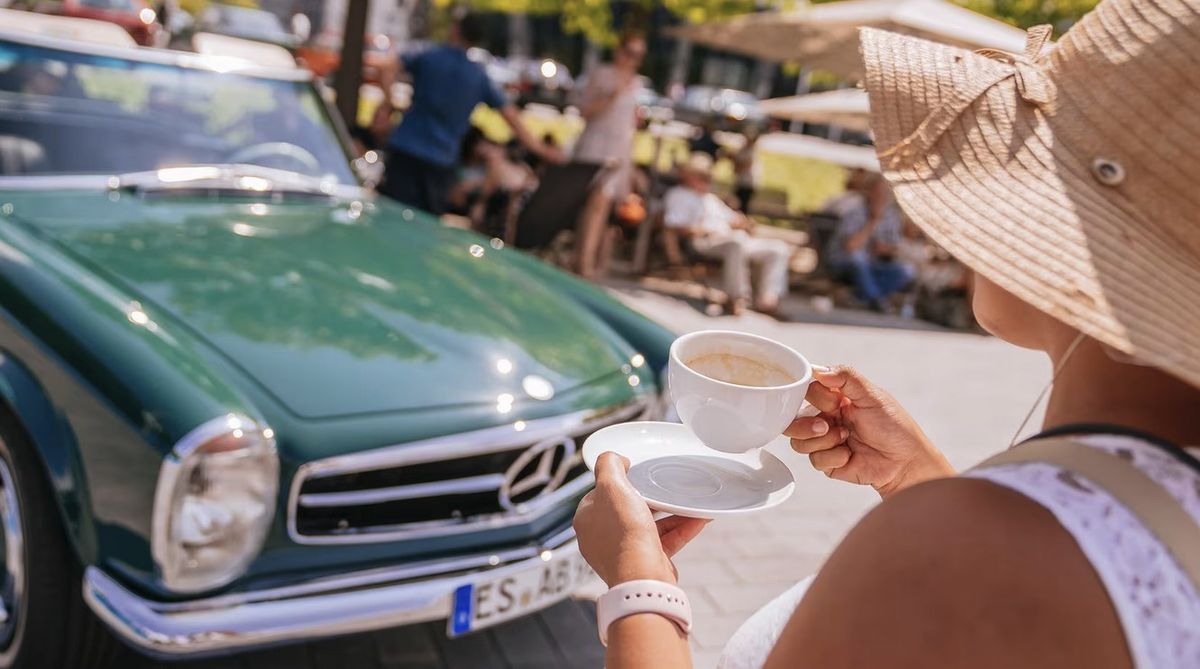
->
[0, 17, 673, 667]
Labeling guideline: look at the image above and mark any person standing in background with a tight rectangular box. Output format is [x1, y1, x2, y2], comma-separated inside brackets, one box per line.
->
[571, 30, 646, 279]
[689, 119, 720, 158]
[728, 126, 760, 213]
[376, 11, 561, 216]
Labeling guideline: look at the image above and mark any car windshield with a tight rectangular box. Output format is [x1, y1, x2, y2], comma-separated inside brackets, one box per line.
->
[0, 39, 356, 184]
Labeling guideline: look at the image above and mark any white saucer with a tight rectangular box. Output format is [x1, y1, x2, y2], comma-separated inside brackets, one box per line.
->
[582, 421, 795, 519]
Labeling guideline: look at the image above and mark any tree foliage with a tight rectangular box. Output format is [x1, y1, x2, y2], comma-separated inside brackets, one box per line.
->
[813, 0, 1100, 29]
[441, 0, 1100, 47]
[177, 0, 260, 19]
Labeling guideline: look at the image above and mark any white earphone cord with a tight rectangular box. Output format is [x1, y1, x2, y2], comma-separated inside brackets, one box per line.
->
[1008, 332, 1087, 448]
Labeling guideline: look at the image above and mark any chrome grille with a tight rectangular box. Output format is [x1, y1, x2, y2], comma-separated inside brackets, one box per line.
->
[288, 397, 650, 544]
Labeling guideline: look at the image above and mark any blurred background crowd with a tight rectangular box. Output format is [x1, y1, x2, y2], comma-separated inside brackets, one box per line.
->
[0, 0, 1102, 330]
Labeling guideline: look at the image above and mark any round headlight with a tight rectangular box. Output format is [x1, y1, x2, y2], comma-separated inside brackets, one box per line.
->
[152, 414, 278, 593]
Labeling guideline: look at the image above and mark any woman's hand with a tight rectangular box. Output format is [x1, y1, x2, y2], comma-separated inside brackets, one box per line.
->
[787, 366, 954, 498]
[574, 453, 708, 586]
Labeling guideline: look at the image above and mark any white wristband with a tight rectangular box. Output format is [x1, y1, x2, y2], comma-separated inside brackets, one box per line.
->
[595, 579, 692, 646]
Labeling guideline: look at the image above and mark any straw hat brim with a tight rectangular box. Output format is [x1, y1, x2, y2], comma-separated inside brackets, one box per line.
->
[859, 28, 1200, 390]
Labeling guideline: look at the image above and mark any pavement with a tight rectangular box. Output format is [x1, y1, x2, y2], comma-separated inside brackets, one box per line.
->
[128, 286, 1048, 669]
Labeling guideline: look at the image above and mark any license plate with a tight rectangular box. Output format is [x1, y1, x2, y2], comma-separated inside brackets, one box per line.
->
[448, 550, 596, 636]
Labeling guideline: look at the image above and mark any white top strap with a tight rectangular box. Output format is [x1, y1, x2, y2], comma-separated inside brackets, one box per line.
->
[975, 437, 1200, 594]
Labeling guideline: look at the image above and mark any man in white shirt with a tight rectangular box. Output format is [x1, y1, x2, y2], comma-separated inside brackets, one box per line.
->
[663, 153, 791, 314]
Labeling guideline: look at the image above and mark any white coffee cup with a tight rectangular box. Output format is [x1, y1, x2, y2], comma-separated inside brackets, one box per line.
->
[668, 330, 812, 453]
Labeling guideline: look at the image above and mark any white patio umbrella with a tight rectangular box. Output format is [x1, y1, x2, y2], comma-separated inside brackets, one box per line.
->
[757, 132, 879, 172]
[667, 0, 1029, 80]
[759, 88, 871, 132]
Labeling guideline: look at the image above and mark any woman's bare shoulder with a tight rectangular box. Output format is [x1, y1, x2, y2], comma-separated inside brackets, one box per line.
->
[763, 476, 1131, 669]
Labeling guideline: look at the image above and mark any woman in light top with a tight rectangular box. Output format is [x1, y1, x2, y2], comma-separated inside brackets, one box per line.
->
[574, 0, 1200, 667]
[571, 31, 645, 279]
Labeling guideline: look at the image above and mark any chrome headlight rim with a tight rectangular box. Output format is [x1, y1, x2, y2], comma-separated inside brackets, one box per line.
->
[151, 413, 278, 594]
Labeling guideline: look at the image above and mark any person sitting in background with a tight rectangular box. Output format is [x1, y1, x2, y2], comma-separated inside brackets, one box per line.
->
[450, 129, 537, 241]
[823, 169, 915, 311]
[524, 132, 560, 175]
[663, 153, 791, 315]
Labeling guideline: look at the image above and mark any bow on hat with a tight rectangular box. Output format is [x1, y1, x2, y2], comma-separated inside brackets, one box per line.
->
[879, 25, 1055, 169]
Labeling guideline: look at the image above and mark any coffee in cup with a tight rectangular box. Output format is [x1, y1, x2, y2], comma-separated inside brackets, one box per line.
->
[668, 330, 812, 453]
[682, 353, 797, 388]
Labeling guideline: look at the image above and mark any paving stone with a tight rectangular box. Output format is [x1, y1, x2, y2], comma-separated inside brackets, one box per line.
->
[701, 582, 796, 615]
[686, 586, 721, 614]
[237, 643, 313, 669]
[692, 649, 724, 669]
[536, 600, 606, 669]
[675, 558, 739, 588]
[374, 625, 441, 668]
[727, 535, 815, 559]
[727, 554, 825, 584]
[490, 613, 561, 669]
[689, 613, 749, 651]
[431, 622, 502, 669]
[308, 633, 378, 667]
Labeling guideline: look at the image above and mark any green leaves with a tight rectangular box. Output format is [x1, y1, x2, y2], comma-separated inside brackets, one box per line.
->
[437, 0, 1099, 49]
[816, 0, 1100, 30]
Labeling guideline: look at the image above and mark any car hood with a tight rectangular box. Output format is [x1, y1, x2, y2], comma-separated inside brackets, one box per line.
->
[12, 191, 639, 418]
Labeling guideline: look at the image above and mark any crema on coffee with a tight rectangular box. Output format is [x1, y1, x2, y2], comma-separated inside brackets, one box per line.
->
[684, 353, 796, 387]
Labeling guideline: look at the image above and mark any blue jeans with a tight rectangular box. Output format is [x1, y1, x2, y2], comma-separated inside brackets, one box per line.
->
[831, 254, 914, 303]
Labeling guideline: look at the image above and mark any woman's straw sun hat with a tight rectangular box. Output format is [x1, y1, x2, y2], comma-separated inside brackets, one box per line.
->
[860, 0, 1200, 388]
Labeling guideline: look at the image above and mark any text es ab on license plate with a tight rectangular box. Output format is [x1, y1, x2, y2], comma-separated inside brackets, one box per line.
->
[448, 550, 596, 636]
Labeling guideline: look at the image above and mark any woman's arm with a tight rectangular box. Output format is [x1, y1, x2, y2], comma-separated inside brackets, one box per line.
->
[574, 455, 707, 669]
[607, 614, 692, 668]
[762, 477, 1131, 669]
[499, 106, 565, 164]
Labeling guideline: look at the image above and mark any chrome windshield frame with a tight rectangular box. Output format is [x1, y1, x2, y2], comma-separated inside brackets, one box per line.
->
[0, 33, 363, 188]
[0, 27, 310, 81]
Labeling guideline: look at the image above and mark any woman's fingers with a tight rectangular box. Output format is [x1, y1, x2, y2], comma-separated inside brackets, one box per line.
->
[809, 445, 852, 472]
[813, 366, 874, 403]
[804, 380, 843, 414]
[656, 516, 709, 557]
[789, 426, 849, 454]
[594, 451, 632, 488]
[785, 415, 831, 439]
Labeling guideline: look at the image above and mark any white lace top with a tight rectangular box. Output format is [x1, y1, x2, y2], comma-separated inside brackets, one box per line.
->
[718, 433, 1200, 669]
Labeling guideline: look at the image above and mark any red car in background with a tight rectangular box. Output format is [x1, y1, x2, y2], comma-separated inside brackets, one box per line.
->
[42, 0, 159, 45]
[296, 31, 395, 83]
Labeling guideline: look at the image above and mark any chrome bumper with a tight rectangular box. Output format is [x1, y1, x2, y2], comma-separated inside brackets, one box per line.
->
[83, 531, 587, 657]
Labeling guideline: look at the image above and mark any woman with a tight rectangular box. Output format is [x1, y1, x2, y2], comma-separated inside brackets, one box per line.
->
[571, 31, 646, 278]
[574, 0, 1200, 667]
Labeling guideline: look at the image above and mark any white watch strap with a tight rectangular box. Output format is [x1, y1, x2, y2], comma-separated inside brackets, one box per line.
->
[595, 579, 692, 646]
